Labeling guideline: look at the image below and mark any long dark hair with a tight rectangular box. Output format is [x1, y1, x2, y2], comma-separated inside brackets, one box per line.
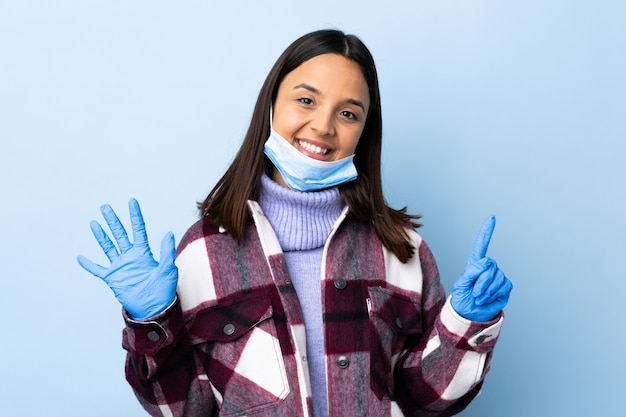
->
[199, 29, 421, 263]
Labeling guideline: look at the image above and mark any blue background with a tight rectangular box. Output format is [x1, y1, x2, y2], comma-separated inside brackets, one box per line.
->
[1, 1, 624, 416]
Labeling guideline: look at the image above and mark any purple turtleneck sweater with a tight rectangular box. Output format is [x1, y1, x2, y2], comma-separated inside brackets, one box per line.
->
[258, 174, 345, 417]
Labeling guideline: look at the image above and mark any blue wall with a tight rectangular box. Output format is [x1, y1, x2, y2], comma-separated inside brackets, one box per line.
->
[1, 1, 624, 415]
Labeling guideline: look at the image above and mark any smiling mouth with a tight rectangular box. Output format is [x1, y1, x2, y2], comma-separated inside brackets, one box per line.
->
[296, 139, 330, 155]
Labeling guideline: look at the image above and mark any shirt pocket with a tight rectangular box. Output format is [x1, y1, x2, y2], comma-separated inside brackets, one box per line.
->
[367, 286, 423, 400]
[188, 292, 290, 416]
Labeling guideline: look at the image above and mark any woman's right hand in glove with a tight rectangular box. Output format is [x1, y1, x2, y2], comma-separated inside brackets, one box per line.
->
[77, 198, 178, 320]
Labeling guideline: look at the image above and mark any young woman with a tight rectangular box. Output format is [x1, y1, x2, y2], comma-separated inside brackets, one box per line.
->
[78, 29, 512, 417]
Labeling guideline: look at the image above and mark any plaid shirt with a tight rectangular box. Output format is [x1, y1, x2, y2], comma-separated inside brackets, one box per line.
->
[122, 201, 503, 417]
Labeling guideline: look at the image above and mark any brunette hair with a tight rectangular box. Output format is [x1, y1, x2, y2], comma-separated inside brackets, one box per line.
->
[199, 29, 421, 263]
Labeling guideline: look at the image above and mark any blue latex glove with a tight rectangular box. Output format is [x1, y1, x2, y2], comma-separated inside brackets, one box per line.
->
[451, 215, 513, 322]
[77, 198, 178, 320]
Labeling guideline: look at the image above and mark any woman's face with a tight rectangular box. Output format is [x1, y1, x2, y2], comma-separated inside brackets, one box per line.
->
[271, 53, 370, 186]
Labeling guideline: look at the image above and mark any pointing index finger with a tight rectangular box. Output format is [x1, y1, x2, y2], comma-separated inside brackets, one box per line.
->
[471, 215, 496, 260]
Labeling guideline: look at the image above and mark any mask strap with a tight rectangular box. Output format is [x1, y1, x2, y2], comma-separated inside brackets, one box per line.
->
[269, 106, 273, 130]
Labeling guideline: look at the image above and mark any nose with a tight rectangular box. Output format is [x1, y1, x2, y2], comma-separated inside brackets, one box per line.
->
[310, 108, 335, 136]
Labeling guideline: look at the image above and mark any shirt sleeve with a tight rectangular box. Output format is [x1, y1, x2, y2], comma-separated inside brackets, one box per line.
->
[122, 217, 220, 417]
[393, 239, 504, 416]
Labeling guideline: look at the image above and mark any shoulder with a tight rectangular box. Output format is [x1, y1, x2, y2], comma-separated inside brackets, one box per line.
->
[401, 225, 438, 273]
[176, 216, 222, 255]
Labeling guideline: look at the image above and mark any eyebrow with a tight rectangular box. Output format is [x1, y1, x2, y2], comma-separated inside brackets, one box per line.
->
[293, 83, 366, 112]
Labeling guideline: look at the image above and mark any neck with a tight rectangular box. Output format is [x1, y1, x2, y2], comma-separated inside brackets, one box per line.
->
[258, 174, 345, 251]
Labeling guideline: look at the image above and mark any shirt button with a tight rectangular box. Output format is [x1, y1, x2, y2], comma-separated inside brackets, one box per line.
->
[334, 278, 347, 290]
[147, 331, 160, 342]
[223, 323, 236, 336]
[395, 317, 403, 329]
[337, 356, 350, 369]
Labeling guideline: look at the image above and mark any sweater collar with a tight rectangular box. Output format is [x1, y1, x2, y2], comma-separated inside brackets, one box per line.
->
[258, 174, 345, 251]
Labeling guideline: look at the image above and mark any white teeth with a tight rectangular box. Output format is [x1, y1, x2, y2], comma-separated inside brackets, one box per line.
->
[298, 140, 329, 155]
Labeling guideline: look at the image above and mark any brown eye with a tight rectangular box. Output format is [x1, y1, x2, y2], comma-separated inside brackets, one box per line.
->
[341, 110, 358, 120]
[298, 98, 313, 105]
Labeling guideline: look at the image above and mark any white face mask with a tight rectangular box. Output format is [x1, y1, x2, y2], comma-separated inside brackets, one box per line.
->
[263, 129, 358, 191]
